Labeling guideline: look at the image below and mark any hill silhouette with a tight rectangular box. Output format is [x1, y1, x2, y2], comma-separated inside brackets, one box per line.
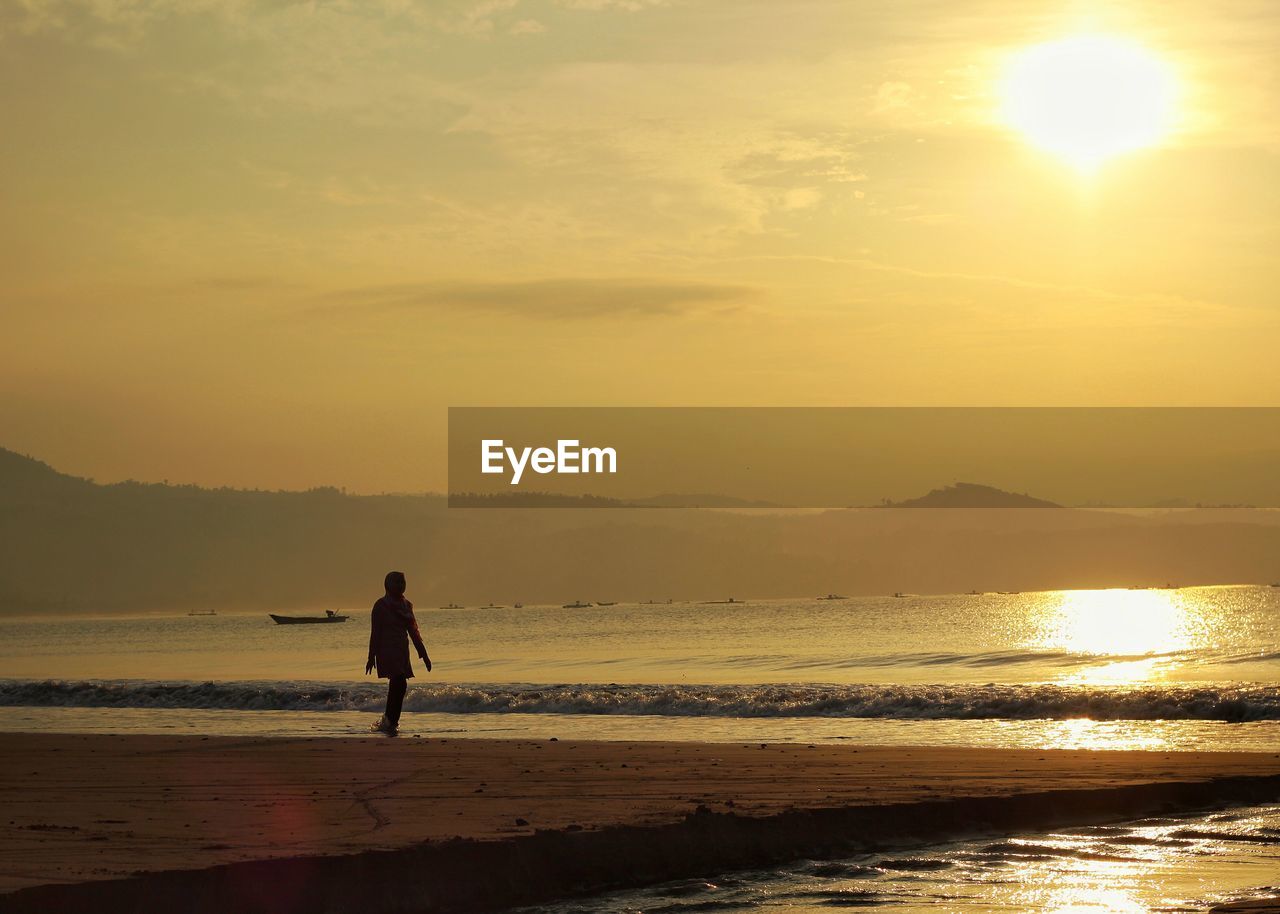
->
[2, 448, 1279, 613]
[885, 482, 1061, 508]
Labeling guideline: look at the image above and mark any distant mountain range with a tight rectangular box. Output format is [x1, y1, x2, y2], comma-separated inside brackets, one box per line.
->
[453, 484, 1055, 509]
[2, 448, 1279, 613]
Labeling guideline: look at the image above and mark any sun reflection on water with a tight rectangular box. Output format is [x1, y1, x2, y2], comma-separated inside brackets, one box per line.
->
[994, 717, 1171, 752]
[1030, 881, 1146, 913]
[1032, 589, 1210, 684]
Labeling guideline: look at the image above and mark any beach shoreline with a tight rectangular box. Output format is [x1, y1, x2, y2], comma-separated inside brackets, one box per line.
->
[1, 733, 1278, 912]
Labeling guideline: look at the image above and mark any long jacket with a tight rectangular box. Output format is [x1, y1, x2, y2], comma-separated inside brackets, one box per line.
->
[368, 595, 427, 679]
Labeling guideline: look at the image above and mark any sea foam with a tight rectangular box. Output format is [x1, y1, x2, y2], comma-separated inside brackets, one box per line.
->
[1, 680, 1277, 722]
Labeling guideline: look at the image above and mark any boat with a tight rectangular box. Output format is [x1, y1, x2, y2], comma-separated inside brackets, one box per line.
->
[700, 597, 745, 604]
[513, 602, 524, 608]
[562, 601, 592, 609]
[482, 602, 506, 609]
[187, 610, 217, 617]
[966, 590, 982, 595]
[892, 592, 907, 598]
[817, 593, 847, 601]
[595, 601, 617, 607]
[440, 603, 464, 609]
[269, 610, 349, 625]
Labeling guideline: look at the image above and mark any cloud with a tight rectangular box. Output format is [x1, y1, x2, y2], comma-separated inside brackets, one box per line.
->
[321, 278, 754, 319]
[553, 0, 668, 9]
[872, 81, 912, 114]
[187, 276, 299, 292]
[439, 0, 521, 36]
[733, 145, 868, 188]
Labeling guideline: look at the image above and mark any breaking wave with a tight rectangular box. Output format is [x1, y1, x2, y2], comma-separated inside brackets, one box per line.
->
[1, 680, 1278, 722]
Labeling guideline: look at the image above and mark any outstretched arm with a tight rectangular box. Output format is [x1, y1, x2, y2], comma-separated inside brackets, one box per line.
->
[407, 607, 431, 672]
[366, 606, 378, 675]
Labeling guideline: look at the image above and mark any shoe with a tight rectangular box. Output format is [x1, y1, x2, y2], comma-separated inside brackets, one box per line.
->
[369, 715, 398, 736]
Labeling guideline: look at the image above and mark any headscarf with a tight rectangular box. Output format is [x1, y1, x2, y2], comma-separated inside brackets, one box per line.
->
[384, 570, 407, 597]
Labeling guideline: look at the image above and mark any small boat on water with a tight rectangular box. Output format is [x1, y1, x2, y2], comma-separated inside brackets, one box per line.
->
[269, 610, 349, 625]
[892, 592, 907, 598]
[562, 601, 592, 609]
[595, 601, 617, 607]
[700, 597, 745, 604]
[817, 593, 847, 601]
[513, 602, 524, 608]
[440, 603, 464, 609]
[482, 602, 506, 609]
[187, 610, 217, 617]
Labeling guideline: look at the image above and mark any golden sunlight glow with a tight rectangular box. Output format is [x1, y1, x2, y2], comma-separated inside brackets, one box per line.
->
[1035, 589, 1197, 683]
[1015, 719, 1169, 752]
[1001, 35, 1178, 171]
[1037, 884, 1146, 914]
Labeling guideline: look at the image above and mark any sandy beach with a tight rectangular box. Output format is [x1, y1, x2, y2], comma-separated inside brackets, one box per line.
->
[1, 733, 1277, 912]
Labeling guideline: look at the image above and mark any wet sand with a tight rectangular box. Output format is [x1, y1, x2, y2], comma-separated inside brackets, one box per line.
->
[1, 733, 1277, 912]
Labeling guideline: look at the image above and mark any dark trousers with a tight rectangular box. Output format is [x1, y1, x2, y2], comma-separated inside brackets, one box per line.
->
[385, 676, 408, 726]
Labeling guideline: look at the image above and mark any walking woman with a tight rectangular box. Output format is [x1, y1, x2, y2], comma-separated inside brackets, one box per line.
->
[365, 571, 431, 735]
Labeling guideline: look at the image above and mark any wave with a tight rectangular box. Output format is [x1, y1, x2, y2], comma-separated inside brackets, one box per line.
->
[837, 649, 1192, 669]
[638, 648, 1206, 672]
[1, 680, 1279, 722]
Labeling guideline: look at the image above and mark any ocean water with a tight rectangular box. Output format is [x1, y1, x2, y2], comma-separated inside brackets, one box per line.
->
[0, 585, 1278, 750]
[1, 585, 1277, 910]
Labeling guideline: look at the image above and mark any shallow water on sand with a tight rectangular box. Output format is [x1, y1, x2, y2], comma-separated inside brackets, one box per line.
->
[1, 706, 1278, 753]
[519, 805, 1280, 913]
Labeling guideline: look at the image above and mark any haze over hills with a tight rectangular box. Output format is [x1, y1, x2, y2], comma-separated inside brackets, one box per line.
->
[451, 485, 1052, 509]
[447, 492, 781, 508]
[2, 448, 1279, 614]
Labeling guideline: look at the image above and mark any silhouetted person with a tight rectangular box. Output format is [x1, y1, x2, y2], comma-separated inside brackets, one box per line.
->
[365, 570, 431, 735]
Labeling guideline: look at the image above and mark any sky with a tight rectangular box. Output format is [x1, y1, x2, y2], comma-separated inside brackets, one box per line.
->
[1, 0, 1278, 492]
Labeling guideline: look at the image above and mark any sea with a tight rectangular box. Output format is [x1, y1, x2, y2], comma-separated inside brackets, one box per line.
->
[1, 584, 1277, 910]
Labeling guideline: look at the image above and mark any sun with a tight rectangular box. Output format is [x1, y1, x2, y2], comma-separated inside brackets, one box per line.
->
[1000, 35, 1178, 172]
